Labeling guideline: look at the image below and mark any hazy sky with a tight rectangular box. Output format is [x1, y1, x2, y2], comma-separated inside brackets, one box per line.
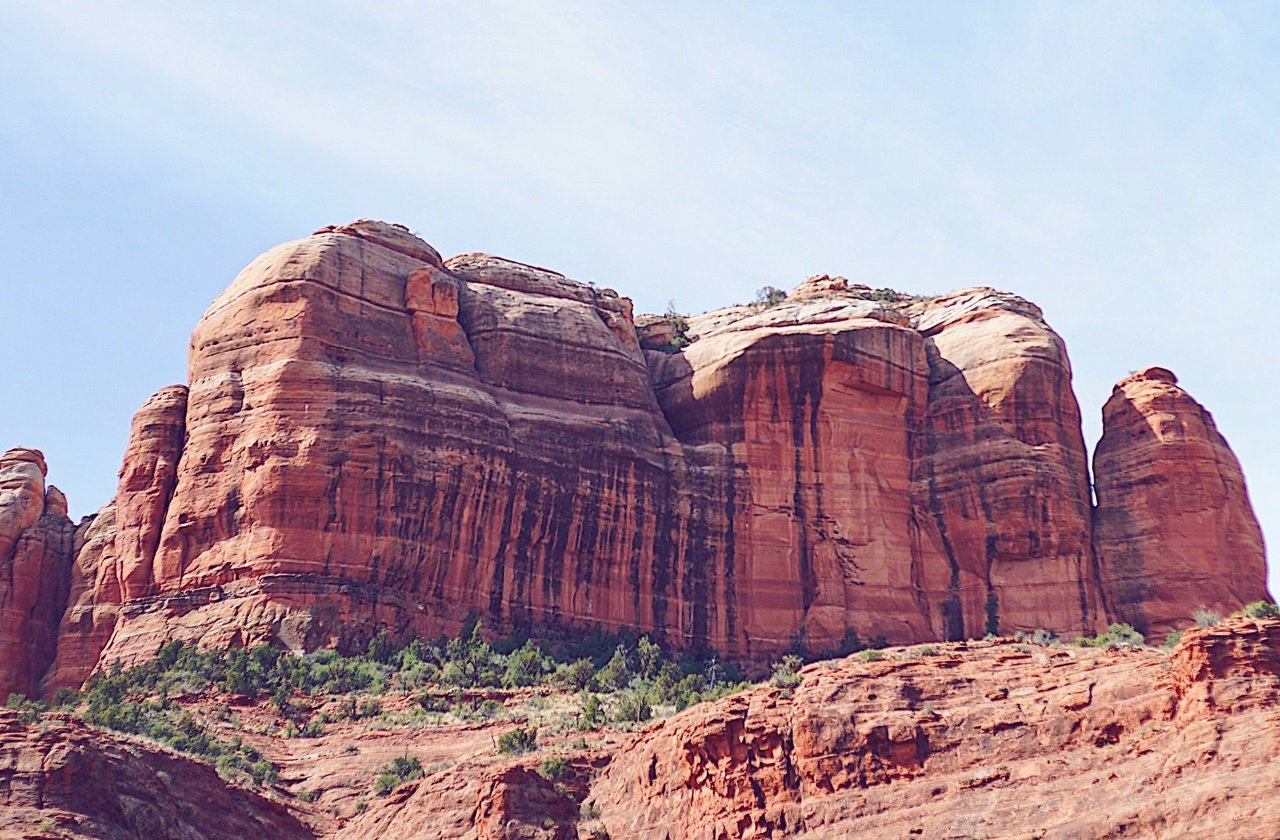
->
[2, 2, 1276, 593]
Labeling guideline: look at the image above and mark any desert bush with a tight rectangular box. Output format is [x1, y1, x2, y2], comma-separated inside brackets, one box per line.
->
[1076, 623, 1144, 648]
[1193, 608, 1222, 627]
[539, 755, 570, 780]
[1241, 601, 1280, 619]
[497, 726, 538, 756]
[373, 755, 424, 795]
[770, 655, 804, 688]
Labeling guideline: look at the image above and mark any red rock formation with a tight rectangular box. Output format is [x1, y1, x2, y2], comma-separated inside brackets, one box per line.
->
[584, 618, 1280, 839]
[910, 289, 1102, 640]
[0, 448, 74, 698]
[10, 620, 1280, 838]
[43, 385, 188, 692]
[39, 221, 1261, 678]
[1094, 367, 1268, 642]
[0, 710, 310, 839]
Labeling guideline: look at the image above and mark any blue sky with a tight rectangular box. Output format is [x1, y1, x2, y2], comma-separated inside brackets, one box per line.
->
[1, 2, 1276, 593]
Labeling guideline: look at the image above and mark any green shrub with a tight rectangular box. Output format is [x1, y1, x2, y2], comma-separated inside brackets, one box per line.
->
[612, 690, 652, 724]
[839, 629, 865, 655]
[555, 658, 597, 692]
[578, 692, 605, 731]
[596, 644, 632, 692]
[366, 629, 397, 664]
[1193, 608, 1222, 627]
[373, 756, 424, 795]
[503, 640, 553, 687]
[1163, 630, 1184, 650]
[497, 726, 538, 756]
[754, 286, 787, 307]
[1241, 601, 1280, 619]
[538, 755, 570, 780]
[1076, 623, 1145, 648]
[770, 654, 804, 689]
[858, 649, 884, 663]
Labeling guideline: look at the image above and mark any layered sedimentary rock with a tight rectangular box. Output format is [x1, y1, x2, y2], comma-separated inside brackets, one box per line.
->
[36, 220, 1264, 682]
[0, 710, 310, 839]
[581, 617, 1280, 839]
[0, 448, 74, 698]
[1094, 367, 1269, 641]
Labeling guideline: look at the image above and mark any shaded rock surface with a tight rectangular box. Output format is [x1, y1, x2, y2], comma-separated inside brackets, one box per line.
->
[31, 220, 1265, 682]
[1094, 367, 1269, 642]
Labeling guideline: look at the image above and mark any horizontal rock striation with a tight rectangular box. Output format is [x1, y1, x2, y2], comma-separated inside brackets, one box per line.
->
[12, 220, 1263, 685]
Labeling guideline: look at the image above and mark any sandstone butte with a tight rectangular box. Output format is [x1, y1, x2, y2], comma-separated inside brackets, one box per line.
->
[3, 617, 1280, 838]
[0, 219, 1269, 701]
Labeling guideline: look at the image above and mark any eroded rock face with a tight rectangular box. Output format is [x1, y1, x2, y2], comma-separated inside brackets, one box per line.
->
[584, 617, 1280, 839]
[42, 220, 1265, 677]
[0, 448, 74, 698]
[0, 710, 310, 840]
[1093, 367, 1268, 642]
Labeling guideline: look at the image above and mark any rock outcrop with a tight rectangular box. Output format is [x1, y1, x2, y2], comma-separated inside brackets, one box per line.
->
[583, 617, 1280, 839]
[7, 615, 1280, 838]
[0, 449, 74, 698]
[34, 220, 1266, 682]
[0, 710, 310, 839]
[1093, 366, 1269, 642]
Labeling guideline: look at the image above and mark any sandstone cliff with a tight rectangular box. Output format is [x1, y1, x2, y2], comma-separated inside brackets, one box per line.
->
[0, 220, 1265, 692]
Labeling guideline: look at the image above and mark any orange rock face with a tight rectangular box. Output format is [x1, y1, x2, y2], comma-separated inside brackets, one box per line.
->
[0, 448, 74, 698]
[35, 220, 1266, 680]
[1094, 367, 1269, 642]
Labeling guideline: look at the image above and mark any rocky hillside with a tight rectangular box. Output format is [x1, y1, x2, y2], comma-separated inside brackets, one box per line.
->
[3, 616, 1279, 838]
[0, 219, 1269, 698]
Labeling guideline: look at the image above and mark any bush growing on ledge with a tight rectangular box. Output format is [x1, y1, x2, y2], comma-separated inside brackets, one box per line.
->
[373, 755, 425, 795]
[661, 300, 691, 351]
[1193, 608, 1223, 627]
[770, 655, 804, 688]
[538, 755, 570, 780]
[754, 286, 787, 307]
[497, 726, 539, 756]
[1240, 601, 1280, 619]
[1076, 623, 1144, 648]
